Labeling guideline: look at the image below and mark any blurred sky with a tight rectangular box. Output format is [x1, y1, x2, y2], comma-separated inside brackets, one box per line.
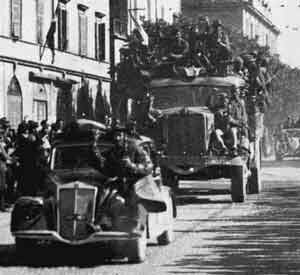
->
[270, 0, 300, 68]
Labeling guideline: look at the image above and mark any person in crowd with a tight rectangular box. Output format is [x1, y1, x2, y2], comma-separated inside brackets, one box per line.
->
[17, 115, 29, 139]
[15, 121, 40, 197]
[0, 118, 16, 205]
[50, 118, 64, 142]
[0, 125, 12, 211]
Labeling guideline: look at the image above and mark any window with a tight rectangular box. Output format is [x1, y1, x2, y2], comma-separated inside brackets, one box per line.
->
[7, 76, 22, 130]
[10, 0, 22, 39]
[95, 13, 105, 61]
[161, 5, 165, 20]
[57, 2, 68, 51]
[78, 5, 88, 56]
[112, 0, 128, 36]
[36, 0, 44, 44]
[34, 100, 47, 124]
[147, 0, 151, 20]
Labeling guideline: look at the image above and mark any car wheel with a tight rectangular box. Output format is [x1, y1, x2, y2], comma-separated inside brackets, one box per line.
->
[127, 228, 147, 263]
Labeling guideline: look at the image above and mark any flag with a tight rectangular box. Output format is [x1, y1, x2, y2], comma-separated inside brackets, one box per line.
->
[40, 1, 59, 64]
[129, 10, 149, 46]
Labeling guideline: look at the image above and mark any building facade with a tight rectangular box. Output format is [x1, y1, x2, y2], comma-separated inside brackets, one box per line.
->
[181, 0, 280, 54]
[110, 0, 181, 65]
[0, 0, 111, 129]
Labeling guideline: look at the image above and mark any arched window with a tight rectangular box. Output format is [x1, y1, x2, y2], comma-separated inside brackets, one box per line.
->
[7, 76, 22, 129]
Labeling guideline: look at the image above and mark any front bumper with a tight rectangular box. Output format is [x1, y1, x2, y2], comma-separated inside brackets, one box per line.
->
[161, 155, 245, 175]
[12, 230, 142, 245]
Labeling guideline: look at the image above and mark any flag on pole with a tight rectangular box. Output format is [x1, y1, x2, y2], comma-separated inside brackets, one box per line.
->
[128, 10, 149, 46]
[40, 1, 59, 64]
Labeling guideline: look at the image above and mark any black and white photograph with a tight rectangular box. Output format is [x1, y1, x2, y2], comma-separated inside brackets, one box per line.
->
[0, 0, 299, 274]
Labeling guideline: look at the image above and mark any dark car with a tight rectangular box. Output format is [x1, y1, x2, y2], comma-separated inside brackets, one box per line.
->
[11, 120, 175, 263]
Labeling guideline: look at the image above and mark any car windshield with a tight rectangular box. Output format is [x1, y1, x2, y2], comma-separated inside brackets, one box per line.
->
[152, 85, 231, 109]
[53, 145, 97, 170]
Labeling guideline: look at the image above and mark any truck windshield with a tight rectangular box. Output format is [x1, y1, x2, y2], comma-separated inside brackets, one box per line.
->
[152, 85, 230, 109]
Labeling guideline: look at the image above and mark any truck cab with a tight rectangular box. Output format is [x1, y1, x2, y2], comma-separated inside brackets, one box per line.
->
[140, 75, 262, 203]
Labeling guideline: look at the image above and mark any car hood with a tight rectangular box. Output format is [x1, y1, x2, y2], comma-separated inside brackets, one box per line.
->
[159, 106, 212, 116]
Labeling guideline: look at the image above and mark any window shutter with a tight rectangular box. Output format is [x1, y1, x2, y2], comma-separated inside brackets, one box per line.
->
[83, 15, 88, 56]
[58, 6, 62, 49]
[79, 13, 83, 55]
[62, 9, 68, 50]
[58, 4, 68, 51]
[99, 23, 105, 61]
[37, 0, 44, 44]
[95, 22, 99, 59]
[11, 0, 22, 38]
[79, 12, 88, 56]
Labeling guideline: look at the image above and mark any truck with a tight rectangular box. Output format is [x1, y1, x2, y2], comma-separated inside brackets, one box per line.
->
[115, 18, 267, 202]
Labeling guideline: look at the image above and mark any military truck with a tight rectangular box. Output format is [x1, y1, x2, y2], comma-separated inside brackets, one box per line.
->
[115, 18, 267, 202]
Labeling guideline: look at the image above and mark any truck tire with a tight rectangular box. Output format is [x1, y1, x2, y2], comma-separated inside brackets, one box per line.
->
[161, 168, 179, 191]
[231, 165, 247, 203]
[127, 229, 147, 263]
[248, 140, 262, 194]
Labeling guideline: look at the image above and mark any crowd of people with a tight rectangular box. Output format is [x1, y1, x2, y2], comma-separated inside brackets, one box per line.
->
[0, 116, 65, 211]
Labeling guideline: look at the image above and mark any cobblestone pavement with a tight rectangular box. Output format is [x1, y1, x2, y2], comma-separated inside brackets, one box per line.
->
[0, 160, 299, 275]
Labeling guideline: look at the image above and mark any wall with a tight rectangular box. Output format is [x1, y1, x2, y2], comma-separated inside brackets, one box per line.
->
[0, 0, 111, 125]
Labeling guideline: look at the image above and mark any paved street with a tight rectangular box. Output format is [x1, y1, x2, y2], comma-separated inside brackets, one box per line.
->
[0, 160, 299, 275]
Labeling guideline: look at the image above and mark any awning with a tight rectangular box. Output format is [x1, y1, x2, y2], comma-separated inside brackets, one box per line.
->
[29, 71, 78, 87]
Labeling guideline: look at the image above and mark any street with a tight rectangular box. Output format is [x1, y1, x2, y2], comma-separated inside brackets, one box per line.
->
[0, 160, 299, 275]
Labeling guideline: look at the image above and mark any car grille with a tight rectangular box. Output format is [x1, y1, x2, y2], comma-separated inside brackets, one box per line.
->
[163, 114, 211, 156]
[57, 182, 97, 241]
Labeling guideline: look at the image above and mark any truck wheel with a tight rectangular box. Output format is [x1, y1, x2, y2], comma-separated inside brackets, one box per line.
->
[275, 152, 283, 161]
[127, 229, 147, 263]
[161, 168, 179, 191]
[231, 165, 247, 203]
[248, 167, 261, 194]
[248, 141, 262, 194]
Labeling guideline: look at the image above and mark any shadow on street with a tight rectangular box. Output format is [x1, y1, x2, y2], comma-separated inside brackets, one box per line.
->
[165, 179, 300, 274]
[175, 188, 231, 206]
[0, 243, 139, 268]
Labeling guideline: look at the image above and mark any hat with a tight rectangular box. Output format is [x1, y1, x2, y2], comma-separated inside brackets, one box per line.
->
[0, 117, 10, 128]
[28, 120, 39, 131]
[41, 119, 49, 127]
